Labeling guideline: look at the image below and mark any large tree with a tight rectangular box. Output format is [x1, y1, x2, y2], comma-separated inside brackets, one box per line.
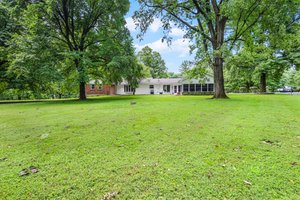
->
[137, 46, 168, 78]
[225, 45, 286, 93]
[9, 0, 130, 100]
[226, 2, 300, 93]
[0, 0, 39, 97]
[48, 0, 130, 100]
[134, 0, 296, 98]
[0, 1, 14, 94]
[93, 29, 145, 94]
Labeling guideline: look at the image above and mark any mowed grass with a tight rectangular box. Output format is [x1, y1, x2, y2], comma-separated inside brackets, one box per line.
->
[0, 95, 299, 199]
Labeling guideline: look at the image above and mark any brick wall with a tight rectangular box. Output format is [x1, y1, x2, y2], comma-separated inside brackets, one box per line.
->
[86, 84, 116, 95]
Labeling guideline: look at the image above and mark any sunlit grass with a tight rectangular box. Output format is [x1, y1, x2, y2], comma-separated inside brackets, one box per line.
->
[0, 94, 299, 199]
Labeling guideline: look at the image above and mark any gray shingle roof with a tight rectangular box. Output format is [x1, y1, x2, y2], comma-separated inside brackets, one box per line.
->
[119, 77, 214, 85]
[139, 78, 182, 85]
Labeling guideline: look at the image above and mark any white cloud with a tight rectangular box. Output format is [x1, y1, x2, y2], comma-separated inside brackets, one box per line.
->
[125, 17, 136, 32]
[135, 38, 191, 58]
[169, 27, 186, 37]
[149, 18, 163, 32]
[148, 19, 187, 36]
[126, 17, 186, 37]
[126, 17, 162, 33]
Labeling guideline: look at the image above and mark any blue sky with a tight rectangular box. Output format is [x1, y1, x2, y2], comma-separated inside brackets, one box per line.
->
[125, 1, 194, 73]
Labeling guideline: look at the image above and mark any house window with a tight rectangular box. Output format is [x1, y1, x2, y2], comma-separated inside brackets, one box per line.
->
[202, 84, 208, 92]
[97, 85, 103, 91]
[163, 85, 170, 92]
[183, 84, 189, 92]
[208, 84, 214, 92]
[124, 85, 133, 93]
[196, 84, 201, 92]
[189, 84, 195, 92]
[149, 85, 154, 89]
[90, 84, 95, 90]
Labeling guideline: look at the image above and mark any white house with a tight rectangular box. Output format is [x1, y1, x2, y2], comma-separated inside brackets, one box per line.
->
[116, 77, 214, 95]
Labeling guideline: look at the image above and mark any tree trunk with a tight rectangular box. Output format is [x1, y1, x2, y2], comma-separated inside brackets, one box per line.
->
[211, 15, 228, 99]
[260, 72, 267, 94]
[74, 58, 86, 100]
[213, 56, 228, 99]
[246, 82, 251, 93]
[79, 81, 86, 100]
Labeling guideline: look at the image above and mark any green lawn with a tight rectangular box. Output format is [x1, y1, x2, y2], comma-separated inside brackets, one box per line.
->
[0, 95, 299, 199]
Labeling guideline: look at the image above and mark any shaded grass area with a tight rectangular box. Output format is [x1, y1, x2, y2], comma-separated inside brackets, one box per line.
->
[0, 95, 299, 199]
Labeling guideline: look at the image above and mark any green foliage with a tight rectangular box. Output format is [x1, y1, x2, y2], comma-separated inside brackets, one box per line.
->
[280, 69, 300, 91]
[166, 72, 181, 78]
[180, 60, 208, 81]
[137, 46, 168, 78]
[0, 0, 143, 100]
[225, 1, 300, 93]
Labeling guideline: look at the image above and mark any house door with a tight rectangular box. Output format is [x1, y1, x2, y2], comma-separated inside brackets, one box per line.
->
[174, 86, 177, 94]
[149, 85, 154, 94]
[178, 85, 182, 94]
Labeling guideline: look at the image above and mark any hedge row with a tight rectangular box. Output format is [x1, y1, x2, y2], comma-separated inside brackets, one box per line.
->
[182, 92, 214, 95]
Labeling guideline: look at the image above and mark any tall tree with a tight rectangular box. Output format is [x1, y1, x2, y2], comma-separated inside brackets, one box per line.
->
[98, 33, 145, 94]
[0, 2, 13, 94]
[134, 0, 295, 98]
[137, 46, 168, 78]
[49, 0, 130, 100]
[180, 60, 208, 80]
[10, 0, 130, 100]
[280, 69, 300, 91]
[2, 0, 143, 99]
[226, 2, 300, 93]
[0, 0, 36, 96]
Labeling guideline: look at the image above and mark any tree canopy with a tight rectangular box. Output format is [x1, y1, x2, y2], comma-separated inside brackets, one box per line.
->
[137, 46, 168, 78]
[1, 0, 143, 100]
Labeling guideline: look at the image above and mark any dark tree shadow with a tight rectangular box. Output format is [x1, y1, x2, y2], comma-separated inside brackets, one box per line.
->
[0, 95, 139, 105]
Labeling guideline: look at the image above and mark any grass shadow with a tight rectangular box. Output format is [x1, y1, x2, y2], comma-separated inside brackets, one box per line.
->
[0, 95, 139, 105]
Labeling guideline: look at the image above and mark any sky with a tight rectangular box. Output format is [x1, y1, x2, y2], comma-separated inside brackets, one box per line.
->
[125, 1, 194, 73]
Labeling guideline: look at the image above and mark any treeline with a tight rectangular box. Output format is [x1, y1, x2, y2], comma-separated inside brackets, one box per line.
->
[1, 0, 299, 100]
[0, 0, 181, 100]
[0, 0, 144, 100]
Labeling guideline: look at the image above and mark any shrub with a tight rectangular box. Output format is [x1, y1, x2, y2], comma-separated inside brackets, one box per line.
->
[182, 91, 214, 95]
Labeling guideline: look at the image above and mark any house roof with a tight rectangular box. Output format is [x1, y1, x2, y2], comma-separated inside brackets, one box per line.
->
[139, 78, 182, 85]
[118, 76, 214, 85]
[90, 75, 213, 85]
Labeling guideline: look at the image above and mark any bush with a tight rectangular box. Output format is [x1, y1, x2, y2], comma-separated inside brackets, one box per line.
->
[182, 91, 214, 95]
[239, 87, 247, 93]
[0, 89, 36, 100]
[250, 86, 258, 93]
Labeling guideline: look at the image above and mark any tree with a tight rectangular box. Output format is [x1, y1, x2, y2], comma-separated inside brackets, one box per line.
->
[10, 0, 130, 100]
[51, 0, 130, 100]
[86, 24, 145, 95]
[1, 0, 143, 99]
[180, 60, 209, 81]
[167, 72, 181, 78]
[226, 2, 300, 94]
[134, 0, 296, 98]
[124, 60, 144, 95]
[0, 2, 12, 94]
[137, 46, 167, 78]
[0, 0, 43, 98]
[280, 69, 300, 91]
[5, 1, 68, 98]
